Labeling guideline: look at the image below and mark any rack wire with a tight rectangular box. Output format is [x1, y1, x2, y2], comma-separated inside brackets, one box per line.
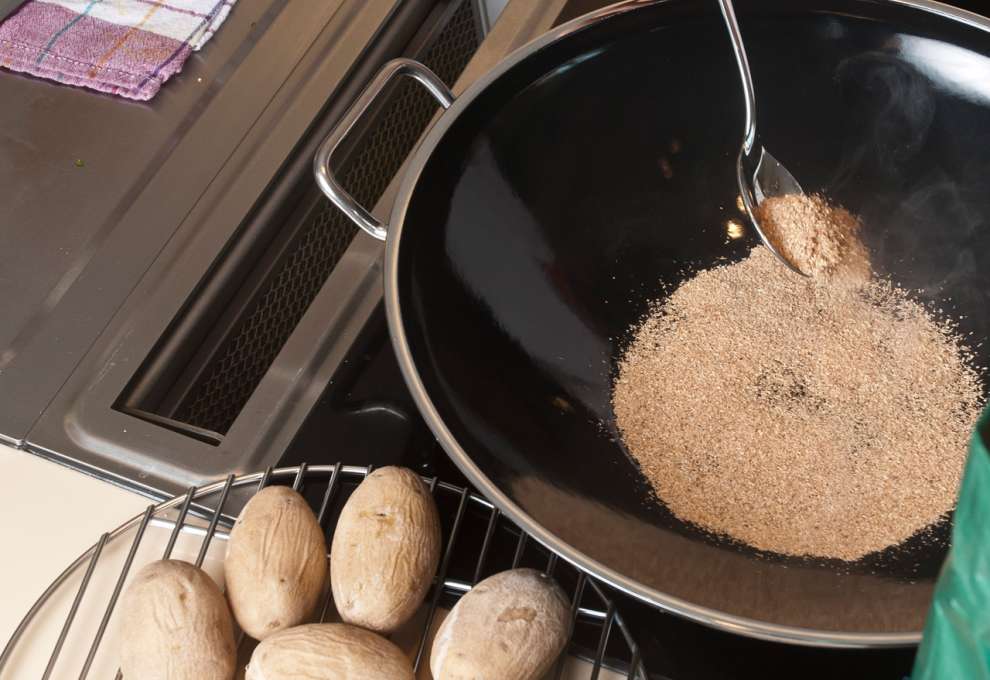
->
[0, 464, 648, 679]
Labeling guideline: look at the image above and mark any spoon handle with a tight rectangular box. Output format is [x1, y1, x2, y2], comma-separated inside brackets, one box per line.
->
[716, 0, 757, 153]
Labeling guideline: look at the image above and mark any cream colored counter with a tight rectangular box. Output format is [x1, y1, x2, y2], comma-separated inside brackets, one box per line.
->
[0, 444, 146, 649]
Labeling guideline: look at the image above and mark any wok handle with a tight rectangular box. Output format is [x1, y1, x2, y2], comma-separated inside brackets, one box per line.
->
[313, 58, 455, 241]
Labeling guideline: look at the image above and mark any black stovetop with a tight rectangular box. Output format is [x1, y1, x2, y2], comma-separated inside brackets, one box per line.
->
[278, 0, 990, 676]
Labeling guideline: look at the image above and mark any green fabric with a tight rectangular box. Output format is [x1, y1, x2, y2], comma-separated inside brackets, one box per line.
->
[913, 407, 990, 679]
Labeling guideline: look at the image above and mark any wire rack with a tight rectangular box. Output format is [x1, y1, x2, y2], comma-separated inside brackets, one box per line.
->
[0, 464, 648, 679]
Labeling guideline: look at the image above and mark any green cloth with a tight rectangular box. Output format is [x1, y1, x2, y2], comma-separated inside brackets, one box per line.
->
[913, 407, 990, 679]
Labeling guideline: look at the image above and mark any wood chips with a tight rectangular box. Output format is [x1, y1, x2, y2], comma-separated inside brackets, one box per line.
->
[612, 196, 983, 560]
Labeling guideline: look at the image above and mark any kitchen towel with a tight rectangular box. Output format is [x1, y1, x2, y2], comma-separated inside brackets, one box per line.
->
[0, 0, 235, 100]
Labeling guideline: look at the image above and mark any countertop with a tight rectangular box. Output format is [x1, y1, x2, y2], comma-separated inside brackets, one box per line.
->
[0, 0, 399, 442]
[0, 444, 145, 650]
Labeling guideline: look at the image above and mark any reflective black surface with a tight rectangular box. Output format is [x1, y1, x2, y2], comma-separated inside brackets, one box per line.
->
[397, 0, 990, 636]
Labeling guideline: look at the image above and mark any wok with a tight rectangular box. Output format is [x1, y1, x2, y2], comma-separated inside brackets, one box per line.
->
[315, 0, 990, 646]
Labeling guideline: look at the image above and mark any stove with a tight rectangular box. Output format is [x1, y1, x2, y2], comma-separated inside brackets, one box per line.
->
[5, 0, 986, 677]
[279, 1, 958, 672]
[5, 0, 563, 493]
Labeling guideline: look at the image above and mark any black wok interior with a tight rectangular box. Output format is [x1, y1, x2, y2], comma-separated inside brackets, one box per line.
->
[398, 0, 990, 635]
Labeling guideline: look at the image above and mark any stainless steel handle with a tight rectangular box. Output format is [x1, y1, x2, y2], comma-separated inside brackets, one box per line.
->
[716, 0, 757, 154]
[313, 58, 455, 241]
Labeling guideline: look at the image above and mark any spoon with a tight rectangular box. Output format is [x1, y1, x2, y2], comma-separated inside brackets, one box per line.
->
[716, 0, 806, 276]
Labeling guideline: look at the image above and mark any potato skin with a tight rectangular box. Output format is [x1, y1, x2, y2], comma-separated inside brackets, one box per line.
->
[244, 623, 414, 680]
[430, 568, 570, 680]
[330, 466, 441, 632]
[119, 560, 236, 680]
[225, 486, 328, 640]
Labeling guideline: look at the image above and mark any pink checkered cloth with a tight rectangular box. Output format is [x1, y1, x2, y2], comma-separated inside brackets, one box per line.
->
[0, 0, 235, 100]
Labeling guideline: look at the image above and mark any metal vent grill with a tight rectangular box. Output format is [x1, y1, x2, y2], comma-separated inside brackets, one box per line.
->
[422, 0, 483, 82]
[174, 0, 483, 435]
[175, 213, 357, 432]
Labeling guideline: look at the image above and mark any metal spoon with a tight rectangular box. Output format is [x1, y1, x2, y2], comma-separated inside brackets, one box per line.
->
[716, 0, 806, 276]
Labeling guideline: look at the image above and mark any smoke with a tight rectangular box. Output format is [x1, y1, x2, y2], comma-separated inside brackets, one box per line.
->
[874, 166, 990, 369]
[828, 46, 990, 383]
[831, 51, 936, 191]
[878, 168, 984, 301]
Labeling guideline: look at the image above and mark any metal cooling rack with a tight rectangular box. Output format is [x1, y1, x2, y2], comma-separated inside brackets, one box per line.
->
[0, 464, 648, 679]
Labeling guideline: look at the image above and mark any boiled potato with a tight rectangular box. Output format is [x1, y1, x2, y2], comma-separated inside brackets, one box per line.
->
[330, 466, 441, 632]
[244, 623, 414, 680]
[430, 568, 570, 680]
[225, 486, 327, 640]
[119, 559, 236, 680]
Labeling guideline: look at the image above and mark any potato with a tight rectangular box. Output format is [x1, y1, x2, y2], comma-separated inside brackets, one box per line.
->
[119, 559, 236, 680]
[430, 568, 570, 680]
[225, 486, 328, 640]
[330, 466, 441, 632]
[244, 623, 414, 680]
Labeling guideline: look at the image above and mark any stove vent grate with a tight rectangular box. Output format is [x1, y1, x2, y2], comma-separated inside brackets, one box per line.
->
[166, 0, 483, 437]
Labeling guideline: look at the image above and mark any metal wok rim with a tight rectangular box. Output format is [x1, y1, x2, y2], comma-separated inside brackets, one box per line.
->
[384, 0, 990, 647]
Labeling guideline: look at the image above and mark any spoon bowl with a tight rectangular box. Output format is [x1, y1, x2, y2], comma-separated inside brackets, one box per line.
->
[737, 145, 806, 275]
[718, 0, 807, 276]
